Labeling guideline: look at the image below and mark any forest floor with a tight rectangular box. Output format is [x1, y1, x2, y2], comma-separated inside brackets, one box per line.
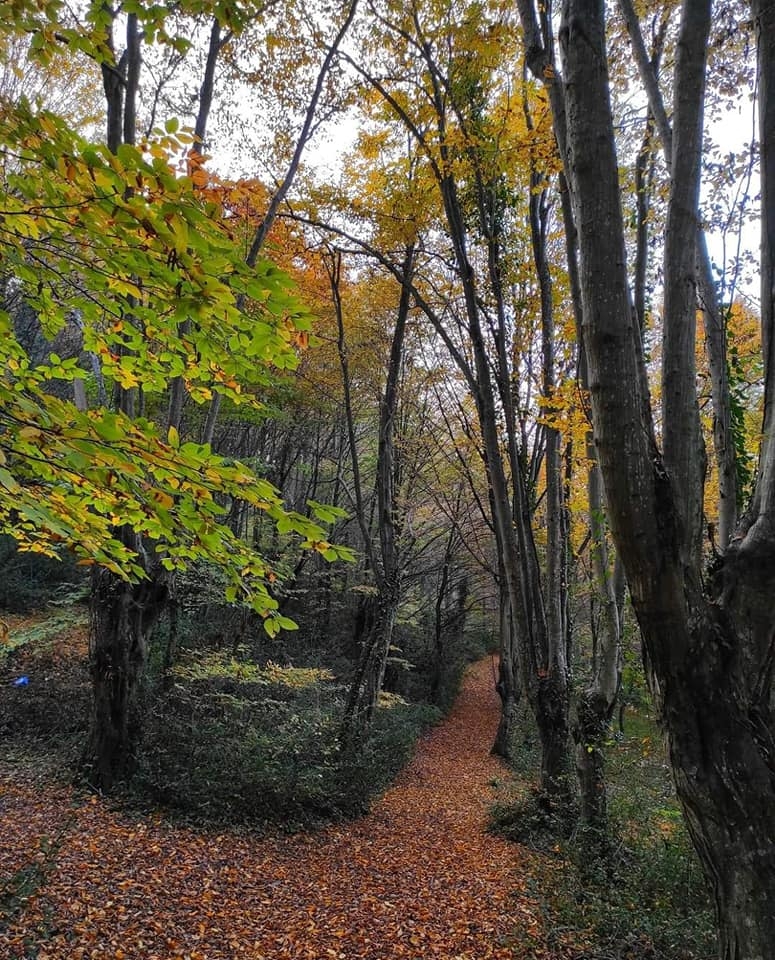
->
[0, 658, 576, 960]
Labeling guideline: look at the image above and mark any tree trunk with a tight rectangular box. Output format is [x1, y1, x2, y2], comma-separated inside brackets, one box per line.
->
[617, 0, 738, 548]
[336, 244, 415, 745]
[430, 523, 464, 706]
[642, 571, 775, 960]
[492, 586, 518, 758]
[88, 8, 148, 790]
[660, 0, 710, 570]
[443, 158, 570, 802]
[573, 456, 620, 834]
[340, 585, 399, 745]
[86, 553, 167, 790]
[559, 0, 775, 952]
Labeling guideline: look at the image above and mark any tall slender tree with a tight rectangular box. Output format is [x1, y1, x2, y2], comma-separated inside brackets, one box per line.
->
[557, 0, 775, 954]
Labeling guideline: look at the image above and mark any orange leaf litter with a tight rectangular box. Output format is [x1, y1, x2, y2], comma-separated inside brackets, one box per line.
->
[0, 659, 564, 959]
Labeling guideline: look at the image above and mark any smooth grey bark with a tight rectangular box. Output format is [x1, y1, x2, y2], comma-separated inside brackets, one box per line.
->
[565, 186, 621, 835]
[617, 0, 738, 546]
[100, 5, 125, 156]
[752, 0, 775, 520]
[661, 0, 710, 568]
[633, 116, 654, 333]
[560, 1, 775, 956]
[630, 13, 666, 329]
[122, 14, 140, 147]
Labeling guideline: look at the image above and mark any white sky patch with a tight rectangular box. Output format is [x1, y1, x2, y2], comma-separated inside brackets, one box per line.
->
[703, 84, 760, 309]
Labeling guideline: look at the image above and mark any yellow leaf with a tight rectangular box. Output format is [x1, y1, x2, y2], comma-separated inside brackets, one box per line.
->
[153, 490, 175, 510]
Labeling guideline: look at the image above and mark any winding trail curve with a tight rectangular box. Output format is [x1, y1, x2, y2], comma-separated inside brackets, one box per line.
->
[1, 659, 550, 959]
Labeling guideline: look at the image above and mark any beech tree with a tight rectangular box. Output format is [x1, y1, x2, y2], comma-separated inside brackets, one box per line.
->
[0, 0, 353, 789]
[537, 0, 775, 954]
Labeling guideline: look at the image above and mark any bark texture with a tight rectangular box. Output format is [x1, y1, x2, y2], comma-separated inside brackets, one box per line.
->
[86, 539, 167, 791]
[560, 0, 775, 954]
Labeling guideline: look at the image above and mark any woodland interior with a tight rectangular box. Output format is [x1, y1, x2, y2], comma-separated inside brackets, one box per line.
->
[0, 2, 773, 959]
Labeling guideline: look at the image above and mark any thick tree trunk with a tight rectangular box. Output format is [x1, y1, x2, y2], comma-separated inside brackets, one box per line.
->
[86, 560, 167, 790]
[642, 561, 775, 960]
[560, 0, 775, 953]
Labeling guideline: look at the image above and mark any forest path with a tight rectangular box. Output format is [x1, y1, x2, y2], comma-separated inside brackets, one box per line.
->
[0, 660, 555, 959]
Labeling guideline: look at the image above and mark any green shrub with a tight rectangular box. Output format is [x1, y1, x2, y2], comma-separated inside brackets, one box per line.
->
[545, 829, 716, 960]
[134, 652, 441, 828]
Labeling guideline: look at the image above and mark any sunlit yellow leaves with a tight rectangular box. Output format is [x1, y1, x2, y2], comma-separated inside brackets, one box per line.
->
[105, 277, 143, 299]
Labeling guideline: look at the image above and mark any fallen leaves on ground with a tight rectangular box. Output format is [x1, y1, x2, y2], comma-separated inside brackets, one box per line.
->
[0, 659, 570, 959]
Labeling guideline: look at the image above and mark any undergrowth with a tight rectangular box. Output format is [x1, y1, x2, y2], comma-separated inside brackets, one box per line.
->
[491, 709, 716, 960]
[1, 601, 456, 831]
[134, 649, 442, 828]
[0, 605, 90, 760]
[0, 538, 87, 613]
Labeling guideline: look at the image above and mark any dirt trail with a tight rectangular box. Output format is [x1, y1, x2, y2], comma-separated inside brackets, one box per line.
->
[0, 660, 551, 959]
